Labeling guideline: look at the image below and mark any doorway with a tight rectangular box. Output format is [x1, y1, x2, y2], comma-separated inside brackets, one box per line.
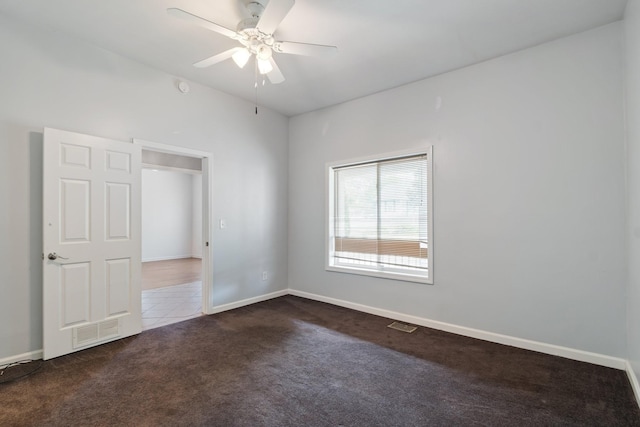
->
[141, 164, 202, 329]
[134, 139, 213, 330]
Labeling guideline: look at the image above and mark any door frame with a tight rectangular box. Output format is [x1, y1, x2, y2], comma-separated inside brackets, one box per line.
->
[133, 139, 214, 315]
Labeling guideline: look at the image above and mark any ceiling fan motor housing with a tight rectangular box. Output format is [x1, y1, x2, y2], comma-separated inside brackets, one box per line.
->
[237, 1, 275, 55]
[237, 17, 260, 33]
[245, 1, 264, 18]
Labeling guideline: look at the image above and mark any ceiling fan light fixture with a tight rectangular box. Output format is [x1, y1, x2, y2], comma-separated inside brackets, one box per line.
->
[232, 48, 251, 68]
[257, 58, 273, 75]
[256, 44, 272, 61]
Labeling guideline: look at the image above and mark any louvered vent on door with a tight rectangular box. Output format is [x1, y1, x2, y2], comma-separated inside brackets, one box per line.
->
[73, 319, 121, 349]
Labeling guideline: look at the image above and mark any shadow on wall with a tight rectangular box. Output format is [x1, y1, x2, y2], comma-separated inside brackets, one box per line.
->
[29, 131, 43, 351]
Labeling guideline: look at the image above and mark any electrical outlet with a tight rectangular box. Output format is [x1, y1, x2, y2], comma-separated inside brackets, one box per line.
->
[262, 271, 267, 281]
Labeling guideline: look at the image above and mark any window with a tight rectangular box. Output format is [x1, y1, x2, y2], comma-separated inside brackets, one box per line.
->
[326, 147, 433, 284]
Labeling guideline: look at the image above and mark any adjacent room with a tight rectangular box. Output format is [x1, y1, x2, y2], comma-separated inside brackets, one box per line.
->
[140, 150, 205, 330]
[1, 0, 639, 424]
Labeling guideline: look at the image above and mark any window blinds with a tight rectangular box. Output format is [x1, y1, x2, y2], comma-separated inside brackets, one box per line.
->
[333, 154, 429, 273]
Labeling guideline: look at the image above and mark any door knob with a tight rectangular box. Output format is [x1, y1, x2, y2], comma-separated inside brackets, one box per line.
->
[47, 252, 68, 260]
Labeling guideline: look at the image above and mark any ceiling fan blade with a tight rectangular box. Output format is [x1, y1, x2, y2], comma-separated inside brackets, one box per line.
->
[167, 8, 238, 40]
[274, 41, 337, 57]
[267, 58, 285, 84]
[256, 0, 295, 35]
[193, 48, 241, 68]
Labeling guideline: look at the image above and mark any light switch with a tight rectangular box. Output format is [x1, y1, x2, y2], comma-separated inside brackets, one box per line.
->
[219, 219, 226, 229]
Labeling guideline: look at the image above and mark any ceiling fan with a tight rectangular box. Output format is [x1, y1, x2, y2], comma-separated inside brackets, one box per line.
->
[168, 0, 337, 84]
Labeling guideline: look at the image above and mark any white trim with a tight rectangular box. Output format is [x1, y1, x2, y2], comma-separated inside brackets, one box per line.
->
[134, 139, 212, 158]
[142, 163, 202, 175]
[426, 145, 434, 283]
[141, 255, 195, 263]
[627, 361, 640, 408]
[325, 146, 433, 170]
[325, 146, 434, 285]
[0, 350, 43, 366]
[208, 290, 288, 315]
[288, 289, 627, 370]
[133, 138, 214, 318]
[325, 265, 429, 284]
[201, 156, 214, 314]
[4, 290, 635, 384]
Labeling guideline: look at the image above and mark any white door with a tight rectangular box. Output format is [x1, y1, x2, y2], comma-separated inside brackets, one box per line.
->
[43, 128, 141, 360]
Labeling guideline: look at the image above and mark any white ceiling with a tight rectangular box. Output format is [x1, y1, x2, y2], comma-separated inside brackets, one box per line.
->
[0, 0, 628, 116]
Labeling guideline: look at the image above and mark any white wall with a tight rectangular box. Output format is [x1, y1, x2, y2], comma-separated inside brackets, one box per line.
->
[625, 0, 640, 388]
[142, 169, 195, 262]
[289, 23, 627, 357]
[0, 15, 289, 360]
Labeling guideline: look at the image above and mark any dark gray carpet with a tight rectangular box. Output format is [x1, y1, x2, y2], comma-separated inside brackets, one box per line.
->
[1, 295, 639, 426]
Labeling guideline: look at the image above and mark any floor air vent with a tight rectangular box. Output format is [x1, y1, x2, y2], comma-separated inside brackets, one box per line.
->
[387, 321, 417, 333]
[73, 319, 121, 348]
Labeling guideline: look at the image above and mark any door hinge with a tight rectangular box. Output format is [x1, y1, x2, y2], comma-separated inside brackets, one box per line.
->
[42, 253, 44, 260]
[205, 242, 209, 247]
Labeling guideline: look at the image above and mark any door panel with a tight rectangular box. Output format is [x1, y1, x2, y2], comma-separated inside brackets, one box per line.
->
[60, 143, 91, 168]
[105, 183, 131, 240]
[106, 258, 131, 315]
[43, 128, 141, 360]
[106, 150, 131, 173]
[60, 262, 91, 327]
[61, 179, 91, 242]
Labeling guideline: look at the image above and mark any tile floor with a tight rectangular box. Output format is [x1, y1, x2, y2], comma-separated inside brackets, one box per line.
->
[141, 281, 203, 331]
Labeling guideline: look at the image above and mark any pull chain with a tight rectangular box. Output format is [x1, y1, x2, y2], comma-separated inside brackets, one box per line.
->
[254, 58, 258, 115]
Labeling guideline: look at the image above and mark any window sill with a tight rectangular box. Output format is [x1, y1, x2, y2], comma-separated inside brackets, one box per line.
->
[325, 265, 433, 285]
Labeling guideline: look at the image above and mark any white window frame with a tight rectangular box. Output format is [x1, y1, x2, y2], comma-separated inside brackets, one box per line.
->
[325, 146, 434, 284]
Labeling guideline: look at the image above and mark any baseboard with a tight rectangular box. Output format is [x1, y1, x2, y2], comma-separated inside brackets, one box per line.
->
[288, 289, 627, 370]
[3, 291, 287, 364]
[141, 255, 194, 262]
[0, 349, 43, 367]
[207, 289, 289, 315]
[627, 361, 640, 408]
[4, 291, 630, 381]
